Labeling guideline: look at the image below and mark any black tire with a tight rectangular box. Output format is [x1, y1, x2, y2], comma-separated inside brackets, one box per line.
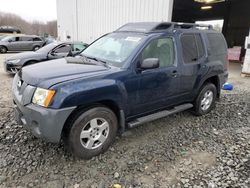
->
[65, 106, 118, 159]
[0, 46, 7, 53]
[33, 46, 40, 51]
[193, 83, 217, 116]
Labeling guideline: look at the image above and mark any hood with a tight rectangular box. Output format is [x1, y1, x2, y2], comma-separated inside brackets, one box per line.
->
[19, 58, 111, 88]
[7, 51, 44, 60]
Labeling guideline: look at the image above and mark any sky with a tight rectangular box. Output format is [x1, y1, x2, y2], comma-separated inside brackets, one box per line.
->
[0, 0, 57, 22]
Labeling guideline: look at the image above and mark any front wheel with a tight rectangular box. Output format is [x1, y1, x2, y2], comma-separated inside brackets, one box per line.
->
[0, 46, 7, 53]
[193, 83, 217, 116]
[65, 106, 118, 159]
[33, 46, 40, 51]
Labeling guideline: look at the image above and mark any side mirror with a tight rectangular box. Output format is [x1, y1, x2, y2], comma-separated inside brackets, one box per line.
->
[140, 58, 160, 70]
[50, 51, 56, 56]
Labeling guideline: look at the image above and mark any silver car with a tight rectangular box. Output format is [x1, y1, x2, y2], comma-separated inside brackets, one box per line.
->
[3, 41, 88, 74]
[0, 35, 45, 53]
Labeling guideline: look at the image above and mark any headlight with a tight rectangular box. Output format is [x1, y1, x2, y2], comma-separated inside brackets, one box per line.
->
[32, 88, 55, 107]
[8, 59, 20, 64]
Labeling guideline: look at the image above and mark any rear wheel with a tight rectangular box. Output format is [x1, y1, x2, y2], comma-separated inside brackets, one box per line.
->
[193, 83, 217, 116]
[65, 106, 118, 159]
[0, 46, 7, 53]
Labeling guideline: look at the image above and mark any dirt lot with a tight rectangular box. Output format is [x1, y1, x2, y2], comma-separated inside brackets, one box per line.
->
[0, 53, 250, 188]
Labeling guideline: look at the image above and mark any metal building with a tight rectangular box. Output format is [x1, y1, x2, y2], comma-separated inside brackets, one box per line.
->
[56, 0, 174, 43]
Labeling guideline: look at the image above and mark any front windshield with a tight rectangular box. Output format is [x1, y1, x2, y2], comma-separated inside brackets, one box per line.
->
[81, 33, 145, 67]
[1, 36, 14, 42]
[0, 35, 6, 41]
[36, 42, 59, 53]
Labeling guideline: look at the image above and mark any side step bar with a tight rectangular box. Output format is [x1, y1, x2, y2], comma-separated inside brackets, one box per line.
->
[127, 103, 193, 128]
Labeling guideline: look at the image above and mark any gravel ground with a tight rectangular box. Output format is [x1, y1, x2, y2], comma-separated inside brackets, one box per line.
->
[0, 53, 250, 188]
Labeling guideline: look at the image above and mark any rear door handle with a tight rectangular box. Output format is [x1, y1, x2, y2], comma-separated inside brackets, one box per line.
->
[171, 70, 178, 77]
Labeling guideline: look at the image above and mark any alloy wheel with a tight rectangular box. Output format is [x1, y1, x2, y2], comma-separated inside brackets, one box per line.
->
[79, 118, 109, 149]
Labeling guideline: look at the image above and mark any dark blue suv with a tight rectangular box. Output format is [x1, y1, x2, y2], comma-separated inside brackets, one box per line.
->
[12, 22, 228, 159]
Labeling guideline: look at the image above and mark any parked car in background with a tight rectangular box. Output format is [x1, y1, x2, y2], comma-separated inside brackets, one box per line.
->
[0, 35, 6, 41]
[12, 22, 228, 159]
[0, 26, 21, 35]
[4, 41, 88, 73]
[0, 35, 45, 53]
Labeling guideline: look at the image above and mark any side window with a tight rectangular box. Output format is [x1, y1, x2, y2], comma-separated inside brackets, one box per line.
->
[207, 33, 227, 55]
[53, 45, 71, 53]
[141, 38, 175, 67]
[195, 34, 205, 59]
[73, 44, 86, 52]
[181, 33, 205, 63]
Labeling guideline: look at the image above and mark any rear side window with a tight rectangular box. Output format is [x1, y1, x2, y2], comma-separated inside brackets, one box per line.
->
[181, 33, 205, 63]
[207, 33, 227, 55]
[195, 34, 205, 59]
[20, 37, 33, 41]
[33, 37, 42, 41]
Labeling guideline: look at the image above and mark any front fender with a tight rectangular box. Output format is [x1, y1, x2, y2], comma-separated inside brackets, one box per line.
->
[50, 79, 128, 112]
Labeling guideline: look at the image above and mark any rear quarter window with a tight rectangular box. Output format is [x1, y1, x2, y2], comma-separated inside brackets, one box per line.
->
[207, 33, 227, 55]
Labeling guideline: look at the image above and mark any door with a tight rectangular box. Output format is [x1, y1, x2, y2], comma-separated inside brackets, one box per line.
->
[179, 33, 206, 97]
[6, 37, 19, 51]
[133, 37, 180, 114]
[19, 36, 33, 50]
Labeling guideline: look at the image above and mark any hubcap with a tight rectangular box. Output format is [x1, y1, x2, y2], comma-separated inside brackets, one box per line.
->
[0, 48, 6, 53]
[201, 90, 213, 111]
[80, 118, 109, 149]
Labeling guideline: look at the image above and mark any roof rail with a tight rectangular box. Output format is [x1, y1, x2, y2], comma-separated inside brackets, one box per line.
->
[116, 22, 213, 33]
[171, 22, 213, 30]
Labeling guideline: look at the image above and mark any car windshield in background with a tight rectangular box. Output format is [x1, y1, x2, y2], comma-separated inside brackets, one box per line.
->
[81, 33, 145, 67]
[36, 42, 59, 53]
[1, 35, 14, 42]
[0, 35, 6, 41]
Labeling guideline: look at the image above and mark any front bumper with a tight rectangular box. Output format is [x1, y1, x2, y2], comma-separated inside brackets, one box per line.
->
[12, 74, 76, 143]
[13, 101, 75, 143]
[3, 61, 21, 74]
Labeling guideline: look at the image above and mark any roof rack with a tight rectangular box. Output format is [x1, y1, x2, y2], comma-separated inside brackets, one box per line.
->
[116, 22, 213, 33]
[172, 22, 213, 30]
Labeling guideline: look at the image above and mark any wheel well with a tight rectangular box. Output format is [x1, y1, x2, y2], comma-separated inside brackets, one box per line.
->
[204, 76, 220, 98]
[24, 60, 38, 66]
[61, 100, 121, 139]
[0, 45, 8, 50]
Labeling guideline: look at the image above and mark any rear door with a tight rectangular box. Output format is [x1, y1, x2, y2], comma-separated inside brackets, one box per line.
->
[178, 33, 206, 98]
[18, 36, 33, 50]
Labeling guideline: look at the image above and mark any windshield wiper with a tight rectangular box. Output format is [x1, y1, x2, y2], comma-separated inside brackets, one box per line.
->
[65, 57, 100, 66]
[79, 55, 109, 68]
